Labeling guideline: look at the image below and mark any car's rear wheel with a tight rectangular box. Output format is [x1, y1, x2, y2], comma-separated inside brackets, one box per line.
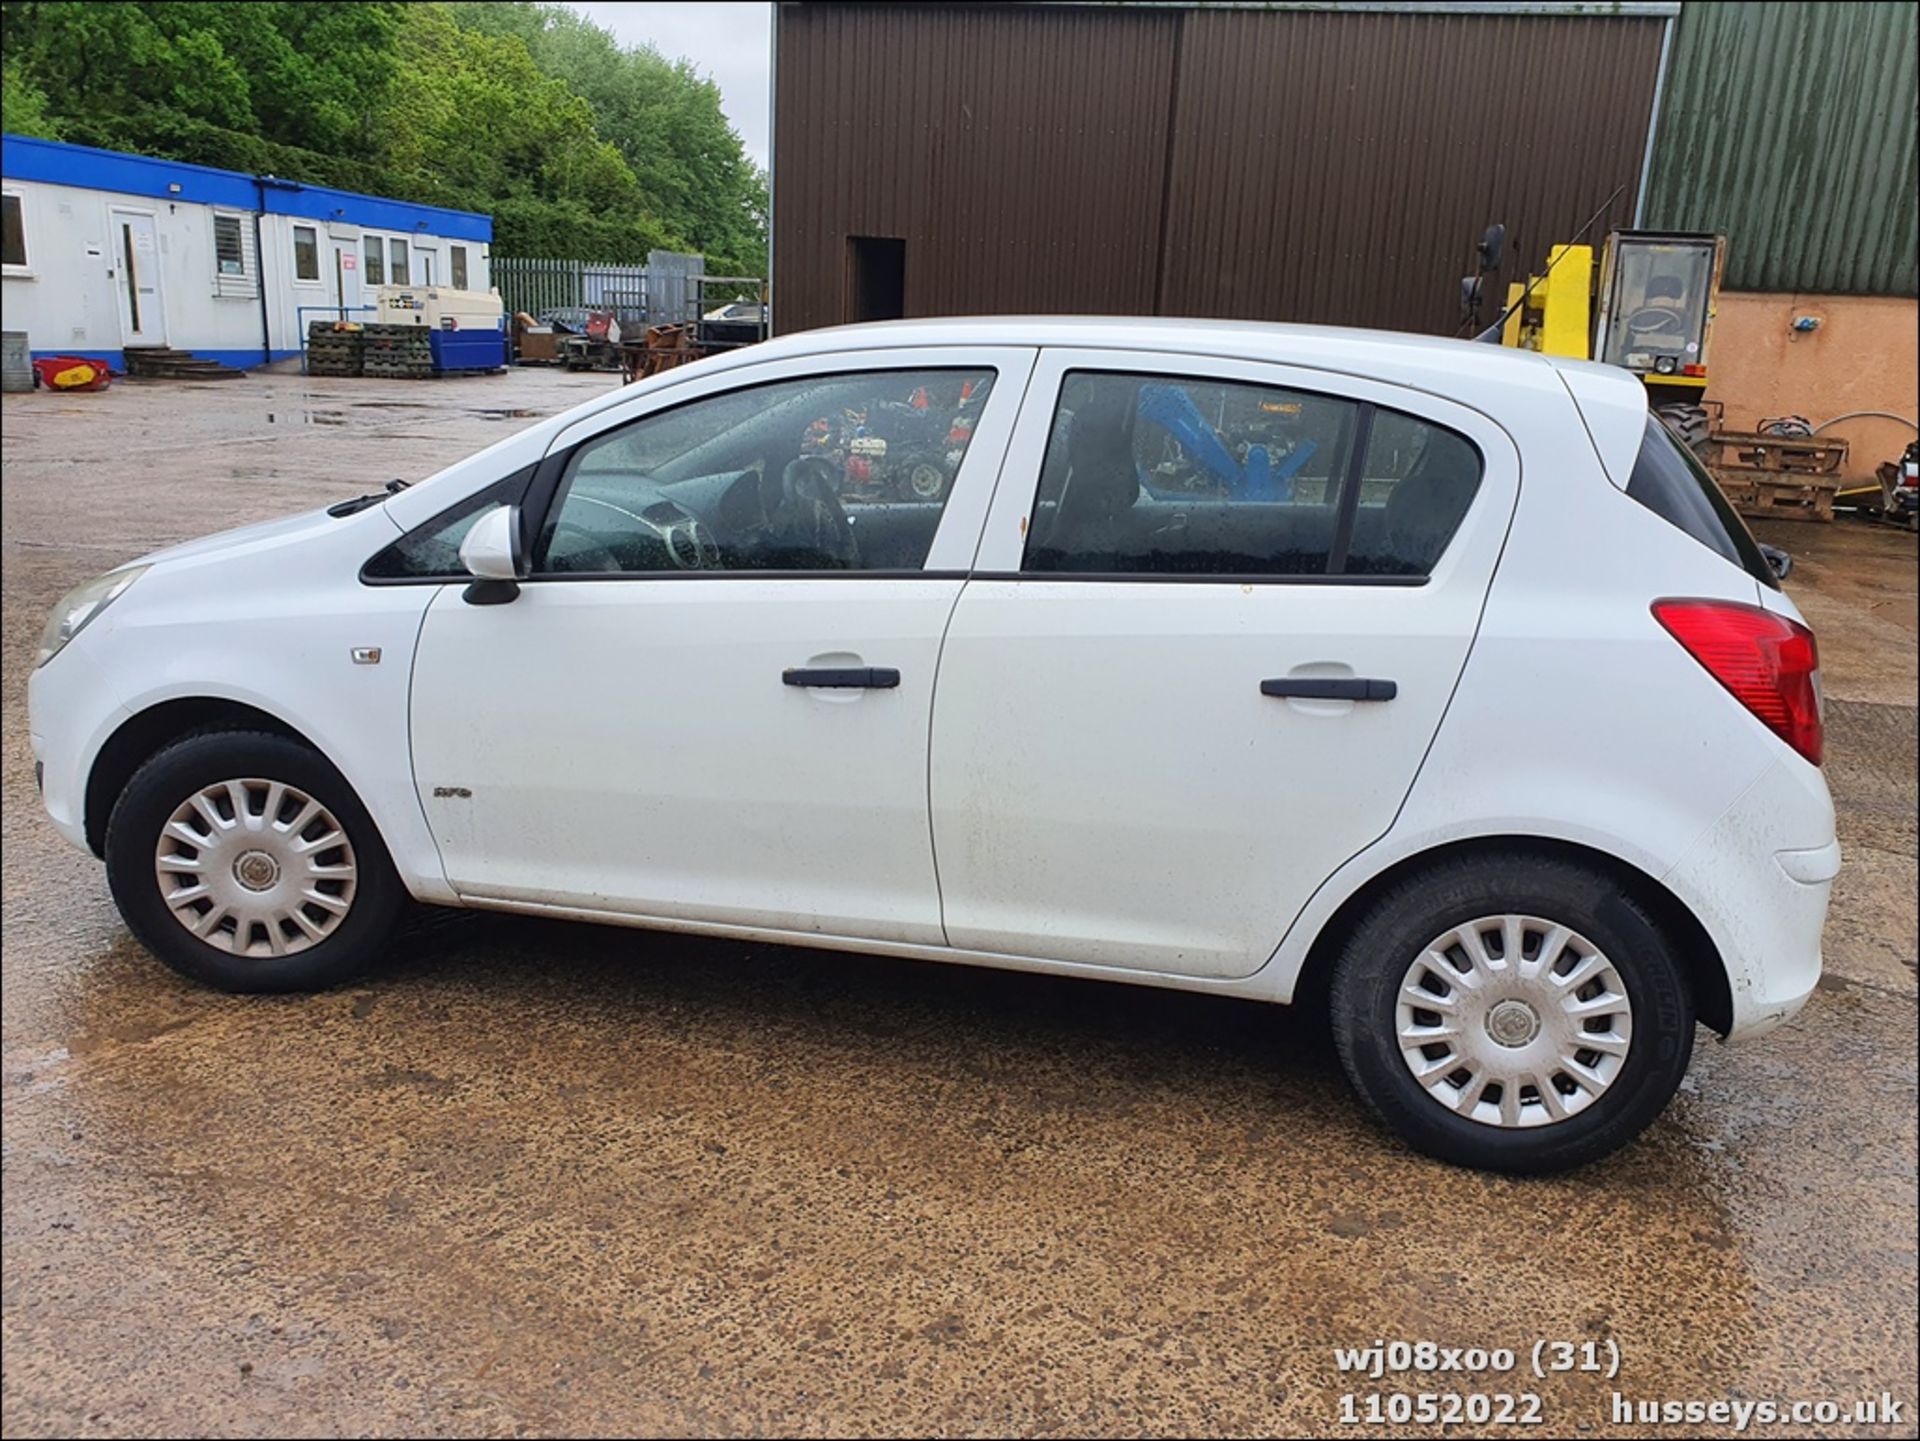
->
[1329, 852, 1695, 1173]
[105, 730, 404, 993]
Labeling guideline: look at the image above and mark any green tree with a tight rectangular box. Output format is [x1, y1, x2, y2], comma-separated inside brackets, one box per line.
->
[1, 55, 61, 138]
[0, 0, 763, 267]
[451, 1, 766, 273]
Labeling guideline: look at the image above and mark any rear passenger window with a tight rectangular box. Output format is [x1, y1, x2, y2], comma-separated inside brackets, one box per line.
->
[1021, 372, 1482, 579]
[1342, 410, 1485, 576]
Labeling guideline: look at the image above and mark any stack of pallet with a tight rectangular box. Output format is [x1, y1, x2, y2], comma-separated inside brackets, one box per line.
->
[306, 322, 364, 378]
[1705, 429, 1848, 523]
[361, 324, 433, 380]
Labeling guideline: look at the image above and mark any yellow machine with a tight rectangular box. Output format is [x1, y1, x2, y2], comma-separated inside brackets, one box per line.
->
[1499, 230, 1728, 413]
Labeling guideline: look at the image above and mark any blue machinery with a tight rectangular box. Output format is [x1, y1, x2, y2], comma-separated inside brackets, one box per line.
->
[1135, 382, 1317, 501]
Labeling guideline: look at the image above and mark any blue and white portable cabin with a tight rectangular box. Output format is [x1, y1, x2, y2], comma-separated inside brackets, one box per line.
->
[0, 134, 494, 372]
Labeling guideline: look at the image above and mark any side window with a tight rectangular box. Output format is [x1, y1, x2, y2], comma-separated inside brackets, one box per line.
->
[1341, 410, 1484, 576]
[2, 191, 27, 270]
[1626, 415, 1779, 589]
[362, 470, 534, 580]
[362, 235, 385, 286]
[1024, 372, 1361, 576]
[536, 369, 994, 575]
[213, 214, 247, 275]
[451, 244, 469, 290]
[211, 212, 257, 297]
[1022, 371, 1480, 579]
[388, 238, 410, 286]
[292, 224, 320, 282]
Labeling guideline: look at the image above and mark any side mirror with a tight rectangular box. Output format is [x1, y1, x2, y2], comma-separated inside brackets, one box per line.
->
[1478, 223, 1507, 272]
[459, 504, 524, 605]
[1460, 274, 1484, 314]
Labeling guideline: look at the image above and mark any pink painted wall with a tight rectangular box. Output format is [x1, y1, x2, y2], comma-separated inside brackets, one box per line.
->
[1707, 292, 1919, 482]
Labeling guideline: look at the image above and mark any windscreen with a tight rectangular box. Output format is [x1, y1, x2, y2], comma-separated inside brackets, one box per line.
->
[1599, 238, 1716, 373]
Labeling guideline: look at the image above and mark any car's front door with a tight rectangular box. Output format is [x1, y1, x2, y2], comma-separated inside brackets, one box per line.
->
[928, 349, 1520, 978]
[407, 348, 1033, 944]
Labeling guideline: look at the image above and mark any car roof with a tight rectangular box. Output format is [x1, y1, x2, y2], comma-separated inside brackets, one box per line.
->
[724, 313, 1589, 407]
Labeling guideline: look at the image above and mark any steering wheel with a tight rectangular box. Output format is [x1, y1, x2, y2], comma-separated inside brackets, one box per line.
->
[1626, 305, 1687, 338]
[777, 456, 861, 567]
[546, 519, 623, 574]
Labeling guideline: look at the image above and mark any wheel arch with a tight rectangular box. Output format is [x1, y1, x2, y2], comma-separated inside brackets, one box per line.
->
[1290, 834, 1734, 1038]
[84, 697, 329, 858]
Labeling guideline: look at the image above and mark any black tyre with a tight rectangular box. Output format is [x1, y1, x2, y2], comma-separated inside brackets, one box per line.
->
[1329, 852, 1694, 1174]
[105, 730, 406, 993]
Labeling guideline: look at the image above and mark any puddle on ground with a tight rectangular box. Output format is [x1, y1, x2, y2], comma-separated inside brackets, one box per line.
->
[467, 408, 542, 420]
[264, 411, 348, 426]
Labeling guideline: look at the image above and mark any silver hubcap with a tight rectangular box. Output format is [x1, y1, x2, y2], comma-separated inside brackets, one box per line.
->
[1395, 915, 1634, 1129]
[153, 779, 357, 957]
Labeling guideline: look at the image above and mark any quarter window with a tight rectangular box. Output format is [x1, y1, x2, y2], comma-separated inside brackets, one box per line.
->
[537, 369, 995, 575]
[363, 472, 535, 580]
[388, 238, 410, 286]
[1626, 414, 1779, 589]
[1022, 371, 1481, 579]
[1, 192, 26, 269]
[292, 224, 320, 281]
[363, 235, 385, 285]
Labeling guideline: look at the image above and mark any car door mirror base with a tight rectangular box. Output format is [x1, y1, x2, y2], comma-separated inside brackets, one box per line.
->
[462, 578, 521, 606]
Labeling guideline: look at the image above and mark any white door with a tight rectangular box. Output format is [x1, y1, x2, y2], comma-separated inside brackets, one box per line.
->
[109, 208, 166, 346]
[331, 235, 363, 315]
[407, 348, 1034, 943]
[928, 350, 1520, 978]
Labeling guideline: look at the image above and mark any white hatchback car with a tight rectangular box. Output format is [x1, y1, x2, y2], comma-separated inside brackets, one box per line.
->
[30, 318, 1837, 1172]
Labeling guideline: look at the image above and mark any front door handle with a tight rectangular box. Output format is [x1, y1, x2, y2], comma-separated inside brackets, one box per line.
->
[1260, 677, 1397, 701]
[783, 666, 901, 689]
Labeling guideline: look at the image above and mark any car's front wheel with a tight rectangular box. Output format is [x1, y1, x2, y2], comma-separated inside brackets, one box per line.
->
[105, 730, 405, 993]
[1329, 852, 1695, 1173]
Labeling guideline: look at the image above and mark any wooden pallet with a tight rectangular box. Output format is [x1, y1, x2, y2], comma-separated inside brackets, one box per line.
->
[1707, 430, 1849, 476]
[1712, 468, 1838, 522]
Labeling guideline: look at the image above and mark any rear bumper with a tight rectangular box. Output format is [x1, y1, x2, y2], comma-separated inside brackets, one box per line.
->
[1663, 758, 1838, 1040]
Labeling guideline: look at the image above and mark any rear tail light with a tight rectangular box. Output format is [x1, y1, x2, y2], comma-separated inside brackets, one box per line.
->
[1652, 599, 1823, 765]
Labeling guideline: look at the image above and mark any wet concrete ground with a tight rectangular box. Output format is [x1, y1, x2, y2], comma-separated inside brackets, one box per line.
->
[3, 370, 1915, 1437]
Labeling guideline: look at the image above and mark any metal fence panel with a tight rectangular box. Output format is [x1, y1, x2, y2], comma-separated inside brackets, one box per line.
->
[491, 254, 709, 328]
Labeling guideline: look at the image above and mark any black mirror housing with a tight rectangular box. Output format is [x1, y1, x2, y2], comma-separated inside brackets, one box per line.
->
[1479, 223, 1507, 272]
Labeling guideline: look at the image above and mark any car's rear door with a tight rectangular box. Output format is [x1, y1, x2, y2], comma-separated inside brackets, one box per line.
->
[928, 348, 1520, 978]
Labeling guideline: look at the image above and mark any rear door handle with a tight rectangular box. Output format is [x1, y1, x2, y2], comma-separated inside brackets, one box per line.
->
[783, 666, 901, 689]
[1260, 677, 1397, 701]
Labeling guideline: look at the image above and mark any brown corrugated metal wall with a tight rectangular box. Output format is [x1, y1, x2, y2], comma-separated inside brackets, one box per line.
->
[1160, 8, 1664, 327]
[772, 3, 1666, 336]
[772, 4, 1180, 332]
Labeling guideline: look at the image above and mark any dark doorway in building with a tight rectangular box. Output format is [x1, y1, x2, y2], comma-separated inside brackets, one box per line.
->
[846, 236, 906, 322]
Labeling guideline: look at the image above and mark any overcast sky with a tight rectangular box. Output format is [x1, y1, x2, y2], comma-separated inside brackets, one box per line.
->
[563, 2, 775, 171]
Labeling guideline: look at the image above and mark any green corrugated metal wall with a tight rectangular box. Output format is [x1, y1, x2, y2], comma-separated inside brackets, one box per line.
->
[1646, 1, 1917, 295]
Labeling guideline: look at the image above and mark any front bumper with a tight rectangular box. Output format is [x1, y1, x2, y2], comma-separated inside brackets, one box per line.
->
[27, 641, 128, 856]
[1663, 757, 1839, 1040]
